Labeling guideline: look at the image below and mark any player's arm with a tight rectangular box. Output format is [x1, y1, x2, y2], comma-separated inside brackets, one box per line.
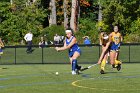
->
[109, 32, 112, 40]
[56, 37, 76, 51]
[63, 38, 67, 47]
[97, 41, 111, 64]
[0, 38, 4, 47]
[120, 33, 123, 42]
[24, 34, 27, 41]
[99, 35, 102, 46]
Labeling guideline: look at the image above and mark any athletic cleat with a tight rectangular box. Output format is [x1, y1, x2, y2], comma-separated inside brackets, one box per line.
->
[117, 64, 121, 71]
[112, 64, 117, 68]
[100, 70, 105, 74]
[72, 71, 76, 75]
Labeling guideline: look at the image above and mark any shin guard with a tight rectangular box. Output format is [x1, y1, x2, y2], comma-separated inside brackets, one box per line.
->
[101, 60, 106, 70]
[72, 59, 77, 71]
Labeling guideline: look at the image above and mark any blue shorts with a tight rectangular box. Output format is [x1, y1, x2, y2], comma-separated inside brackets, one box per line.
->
[110, 42, 120, 51]
[69, 49, 81, 57]
[0, 48, 3, 54]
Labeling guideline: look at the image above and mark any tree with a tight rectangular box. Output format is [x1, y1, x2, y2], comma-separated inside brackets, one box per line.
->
[10, 0, 13, 5]
[70, 0, 80, 32]
[63, 0, 68, 29]
[97, 0, 103, 31]
[0, 1, 47, 45]
[49, 0, 57, 25]
[101, 0, 140, 34]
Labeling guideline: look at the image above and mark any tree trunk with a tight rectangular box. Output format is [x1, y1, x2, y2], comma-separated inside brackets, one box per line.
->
[63, 0, 68, 29]
[49, 0, 57, 25]
[10, 0, 13, 5]
[98, 0, 102, 31]
[32, 0, 36, 3]
[98, 4, 102, 21]
[77, 0, 80, 31]
[70, 0, 79, 32]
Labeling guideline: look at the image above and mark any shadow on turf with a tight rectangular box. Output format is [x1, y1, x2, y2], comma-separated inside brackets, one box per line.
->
[0, 67, 8, 69]
[26, 49, 35, 54]
[105, 71, 122, 74]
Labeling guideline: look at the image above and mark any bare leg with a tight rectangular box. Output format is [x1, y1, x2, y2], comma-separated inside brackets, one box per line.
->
[110, 51, 116, 68]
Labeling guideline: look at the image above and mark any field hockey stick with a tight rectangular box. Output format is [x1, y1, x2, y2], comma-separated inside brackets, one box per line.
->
[80, 63, 98, 71]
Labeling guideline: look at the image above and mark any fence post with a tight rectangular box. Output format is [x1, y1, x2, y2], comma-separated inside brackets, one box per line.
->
[42, 47, 44, 64]
[129, 44, 130, 63]
[14, 46, 16, 64]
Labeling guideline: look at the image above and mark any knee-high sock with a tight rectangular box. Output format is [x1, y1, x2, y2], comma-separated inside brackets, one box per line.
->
[115, 60, 121, 65]
[101, 59, 106, 70]
[72, 59, 77, 71]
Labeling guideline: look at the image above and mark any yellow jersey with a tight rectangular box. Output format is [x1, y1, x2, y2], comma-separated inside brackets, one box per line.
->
[111, 32, 122, 44]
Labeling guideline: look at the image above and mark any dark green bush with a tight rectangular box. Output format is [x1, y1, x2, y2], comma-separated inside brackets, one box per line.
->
[42, 25, 65, 42]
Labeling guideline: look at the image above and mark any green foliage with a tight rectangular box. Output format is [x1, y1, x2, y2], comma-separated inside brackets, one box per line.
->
[124, 17, 140, 43]
[96, 21, 109, 32]
[77, 18, 99, 44]
[0, 1, 48, 45]
[129, 17, 140, 35]
[101, 0, 140, 42]
[42, 25, 65, 41]
[80, 0, 98, 21]
[0, 0, 140, 44]
[102, 0, 140, 33]
[124, 34, 140, 43]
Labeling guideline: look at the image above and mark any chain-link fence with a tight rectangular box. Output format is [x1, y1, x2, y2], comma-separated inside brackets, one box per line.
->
[0, 43, 140, 65]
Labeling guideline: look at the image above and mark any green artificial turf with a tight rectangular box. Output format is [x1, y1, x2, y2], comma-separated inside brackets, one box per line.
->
[0, 63, 140, 93]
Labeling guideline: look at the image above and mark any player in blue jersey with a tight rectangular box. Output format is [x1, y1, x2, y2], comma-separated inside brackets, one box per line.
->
[55, 29, 81, 75]
[0, 38, 4, 58]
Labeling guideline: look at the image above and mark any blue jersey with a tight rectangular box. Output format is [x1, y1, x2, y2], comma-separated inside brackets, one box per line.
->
[84, 38, 91, 44]
[66, 36, 81, 57]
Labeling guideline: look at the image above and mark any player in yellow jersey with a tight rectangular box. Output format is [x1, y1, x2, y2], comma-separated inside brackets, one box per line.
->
[109, 25, 123, 71]
[99, 32, 110, 74]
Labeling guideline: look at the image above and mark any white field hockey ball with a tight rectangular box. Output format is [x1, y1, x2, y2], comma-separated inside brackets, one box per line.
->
[55, 72, 59, 75]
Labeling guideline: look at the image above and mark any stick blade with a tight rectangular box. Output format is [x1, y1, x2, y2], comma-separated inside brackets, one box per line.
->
[80, 67, 88, 71]
[88, 64, 97, 68]
[80, 64, 97, 72]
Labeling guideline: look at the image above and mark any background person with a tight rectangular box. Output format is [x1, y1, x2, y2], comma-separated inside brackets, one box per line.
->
[39, 36, 47, 48]
[24, 31, 33, 53]
[59, 35, 65, 44]
[83, 36, 91, 45]
[54, 34, 60, 45]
